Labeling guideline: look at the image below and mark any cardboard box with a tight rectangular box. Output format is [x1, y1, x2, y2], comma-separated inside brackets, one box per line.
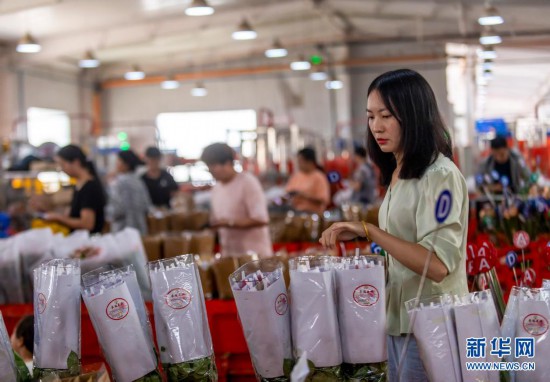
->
[141, 235, 163, 261]
[162, 233, 191, 259]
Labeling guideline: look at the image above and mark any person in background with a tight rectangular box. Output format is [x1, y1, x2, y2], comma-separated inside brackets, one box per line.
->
[201, 143, 273, 258]
[106, 150, 151, 235]
[320, 69, 468, 381]
[477, 136, 531, 194]
[44, 145, 106, 234]
[141, 147, 179, 208]
[285, 147, 331, 214]
[10, 315, 34, 373]
[350, 146, 378, 205]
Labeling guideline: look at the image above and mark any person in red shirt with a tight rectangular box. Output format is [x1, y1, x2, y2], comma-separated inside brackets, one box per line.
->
[285, 147, 331, 214]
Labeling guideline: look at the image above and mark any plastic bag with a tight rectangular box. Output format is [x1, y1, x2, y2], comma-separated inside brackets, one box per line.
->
[148, 255, 217, 381]
[333, 255, 386, 382]
[82, 265, 160, 382]
[0, 311, 19, 382]
[230, 258, 292, 381]
[33, 259, 81, 379]
[334, 255, 386, 364]
[289, 256, 342, 377]
[405, 294, 462, 382]
[0, 238, 25, 304]
[501, 286, 550, 382]
[453, 290, 500, 382]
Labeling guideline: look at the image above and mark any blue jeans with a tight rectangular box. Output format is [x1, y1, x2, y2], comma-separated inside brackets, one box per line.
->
[387, 335, 429, 382]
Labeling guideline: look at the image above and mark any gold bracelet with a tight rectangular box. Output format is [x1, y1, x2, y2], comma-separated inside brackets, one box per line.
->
[361, 221, 371, 242]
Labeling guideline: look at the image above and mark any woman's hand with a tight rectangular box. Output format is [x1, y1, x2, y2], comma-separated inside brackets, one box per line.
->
[319, 222, 365, 249]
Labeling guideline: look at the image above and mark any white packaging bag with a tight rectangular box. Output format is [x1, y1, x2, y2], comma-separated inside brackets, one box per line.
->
[453, 290, 500, 382]
[149, 255, 213, 364]
[0, 312, 18, 382]
[290, 256, 342, 368]
[82, 271, 157, 382]
[33, 259, 81, 371]
[406, 295, 462, 382]
[0, 238, 25, 304]
[514, 288, 550, 382]
[334, 255, 386, 364]
[231, 258, 292, 379]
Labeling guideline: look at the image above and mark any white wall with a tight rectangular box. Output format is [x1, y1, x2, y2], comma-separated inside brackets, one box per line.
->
[102, 71, 351, 152]
[0, 63, 93, 145]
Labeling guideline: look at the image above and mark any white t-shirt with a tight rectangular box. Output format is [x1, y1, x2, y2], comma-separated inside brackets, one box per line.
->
[210, 172, 273, 257]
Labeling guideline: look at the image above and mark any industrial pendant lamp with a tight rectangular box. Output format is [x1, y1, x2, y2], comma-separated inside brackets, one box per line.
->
[16, 33, 41, 53]
[185, 0, 214, 16]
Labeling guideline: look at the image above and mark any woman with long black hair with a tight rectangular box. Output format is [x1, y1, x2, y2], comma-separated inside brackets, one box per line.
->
[320, 69, 468, 381]
[45, 144, 106, 234]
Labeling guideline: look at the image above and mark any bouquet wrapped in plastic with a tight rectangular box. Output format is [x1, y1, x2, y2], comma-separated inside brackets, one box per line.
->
[148, 255, 217, 381]
[0, 237, 25, 304]
[289, 256, 342, 380]
[82, 265, 161, 382]
[405, 295, 462, 382]
[0, 312, 31, 382]
[502, 286, 550, 382]
[33, 259, 81, 379]
[333, 255, 386, 381]
[453, 290, 501, 382]
[230, 258, 292, 381]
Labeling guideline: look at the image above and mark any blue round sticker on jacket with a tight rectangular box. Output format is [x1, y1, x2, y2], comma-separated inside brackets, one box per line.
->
[435, 190, 452, 223]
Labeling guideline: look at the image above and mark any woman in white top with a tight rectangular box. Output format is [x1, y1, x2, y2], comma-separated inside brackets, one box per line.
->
[320, 69, 468, 381]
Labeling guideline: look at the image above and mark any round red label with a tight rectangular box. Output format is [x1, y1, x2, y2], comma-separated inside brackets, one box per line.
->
[353, 284, 379, 307]
[275, 293, 289, 316]
[513, 231, 530, 249]
[523, 314, 549, 336]
[164, 288, 192, 310]
[37, 293, 47, 314]
[105, 298, 130, 320]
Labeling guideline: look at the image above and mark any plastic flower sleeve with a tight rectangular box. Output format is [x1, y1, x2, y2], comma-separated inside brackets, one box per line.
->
[543, 279, 550, 289]
[33, 259, 81, 378]
[82, 264, 153, 343]
[148, 255, 217, 381]
[334, 255, 386, 364]
[82, 267, 160, 382]
[0, 238, 24, 304]
[405, 295, 462, 382]
[453, 290, 500, 382]
[230, 258, 292, 381]
[289, 256, 342, 378]
[508, 287, 550, 382]
[0, 311, 18, 382]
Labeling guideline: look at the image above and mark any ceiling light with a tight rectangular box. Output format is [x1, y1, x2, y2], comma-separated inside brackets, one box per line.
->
[479, 28, 502, 45]
[482, 59, 494, 70]
[310, 67, 328, 81]
[79, 50, 100, 68]
[290, 56, 311, 71]
[124, 65, 145, 80]
[16, 33, 41, 53]
[477, 45, 497, 59]
[191, 82, 207, 97]
[483, 68, 493, 79]
[478, 6, 504, 26]
[325, 77, 343, 90]
[185, 0, 214, 16]
[232, 19, 257, 40]
[161, 78, 180, 90]
[265, 39, 287, 58]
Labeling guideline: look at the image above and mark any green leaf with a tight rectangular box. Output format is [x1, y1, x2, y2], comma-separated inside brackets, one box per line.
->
[67, 350, 80, 376]
[165, 355, 218, 382]
[12, 351, 31, 382]
[342, 362, 387, 381]
[33, 351, 81, 380]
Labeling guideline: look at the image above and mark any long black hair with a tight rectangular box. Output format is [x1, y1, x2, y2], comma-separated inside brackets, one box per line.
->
[366, 69, 452, 186]
[57, 144, 106, 196]
[15, 315, 34, 353]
